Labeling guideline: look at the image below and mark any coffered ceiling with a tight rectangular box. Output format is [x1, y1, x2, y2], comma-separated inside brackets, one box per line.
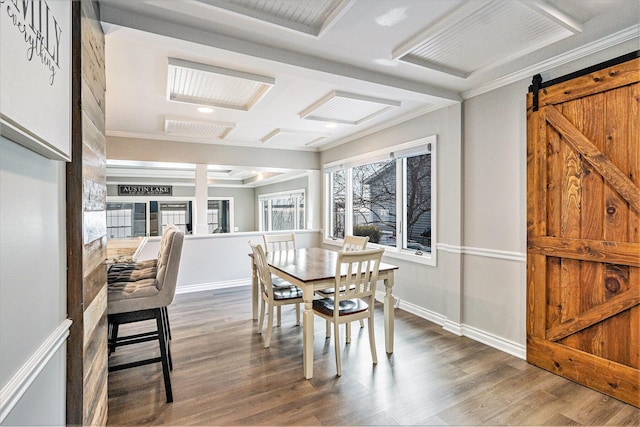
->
[99, 0, 638, 183]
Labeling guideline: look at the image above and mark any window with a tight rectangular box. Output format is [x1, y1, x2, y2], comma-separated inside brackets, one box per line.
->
[207, 199, 232, 233]
[329, 169, 346, 239]
[107, 202, 146, 238]
[353, 159, 396, 248]
[324, 136, 436, 263]
[151, 201, 192, 235]
[259, 190, 305, 231]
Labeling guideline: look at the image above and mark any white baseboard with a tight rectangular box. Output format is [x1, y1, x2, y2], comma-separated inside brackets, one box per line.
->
[443, 320, 463, 336]
[461, 324, 526, 360]
[392, 297, 447, 327]
[387, 295, 526, 360]
[0, 319, 72, 423]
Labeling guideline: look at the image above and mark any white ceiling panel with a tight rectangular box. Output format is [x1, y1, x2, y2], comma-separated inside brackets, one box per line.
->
[167, 58, 274, 110]
[193, 0, 354, 36]
[299, 91, 401, 125]
[394, 0, 583, 78]
[164, 117, 235, 139]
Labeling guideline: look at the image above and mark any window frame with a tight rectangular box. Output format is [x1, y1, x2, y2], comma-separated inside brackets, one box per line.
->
[258, 189, 306, 232]
[323, 136, 437, 266]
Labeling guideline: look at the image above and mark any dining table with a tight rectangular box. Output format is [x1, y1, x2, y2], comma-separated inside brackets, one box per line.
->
[250, 247, 399, 379]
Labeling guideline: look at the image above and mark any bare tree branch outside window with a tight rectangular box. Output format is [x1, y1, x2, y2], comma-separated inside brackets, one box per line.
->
[406, 154, 431, 250]
[353, 159, 396, 246]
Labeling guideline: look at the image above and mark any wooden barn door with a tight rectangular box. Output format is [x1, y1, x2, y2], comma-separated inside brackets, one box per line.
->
[527, 54, 640, 407]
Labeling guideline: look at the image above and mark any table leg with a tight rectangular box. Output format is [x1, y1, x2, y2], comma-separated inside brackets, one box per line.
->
[302, 285, 315, 379]
[251, 259, 258, 320]
[383, 271, 395, 353]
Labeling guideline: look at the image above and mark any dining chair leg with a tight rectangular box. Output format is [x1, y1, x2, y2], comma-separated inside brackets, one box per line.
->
[334, 321, 341, 376]
[258, 299, 266, 334]
[359, 319, 365, 328]
[276, 306, 282, 327]
[162, 309, 173, 371]
[155, 308, 173, 403]
[264, 306, 274, 348]
[368, 315, 377, 365]
[162, 306, 172, 340]
[108, 320, 119, 355]
[346, 322, 351, 344]
[295, 303, 300, 326]
[325, 320, 331, 338]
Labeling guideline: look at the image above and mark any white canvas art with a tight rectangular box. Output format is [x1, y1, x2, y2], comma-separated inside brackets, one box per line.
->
[0, 0, 72, 161]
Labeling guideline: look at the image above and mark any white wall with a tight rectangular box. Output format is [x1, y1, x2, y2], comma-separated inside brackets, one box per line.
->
[462, 79, 529, 348]
[136, 229, 322, 294]
[0, 137, 68, 425]
[460, 41, 639, 355]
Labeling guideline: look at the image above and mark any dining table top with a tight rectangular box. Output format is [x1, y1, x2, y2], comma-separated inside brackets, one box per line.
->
[265, 247, 398, 284]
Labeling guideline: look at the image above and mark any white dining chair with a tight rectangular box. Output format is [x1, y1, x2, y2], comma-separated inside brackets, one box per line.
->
[262, 232, 299, 325]
[312, 248, 384, 376]
[249, 241, 303, 348]
[317, 235, 370, 339]
[342, 235, 369, 251]
[263, 232, 297, 252]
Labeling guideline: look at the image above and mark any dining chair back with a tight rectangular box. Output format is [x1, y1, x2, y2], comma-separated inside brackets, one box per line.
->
[249, 241, 303, 348]
[342, 235, 369, 251]
[317, 234, 370, 336]
[263, 232, 296, 253]
[312, 248, 384, 376]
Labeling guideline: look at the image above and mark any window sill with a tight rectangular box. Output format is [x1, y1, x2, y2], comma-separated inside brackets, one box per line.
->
[322, 238, 437, 267]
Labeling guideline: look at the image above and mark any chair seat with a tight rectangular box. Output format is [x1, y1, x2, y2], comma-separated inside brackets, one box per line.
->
[272, 276, 296, 289]
[269, 286, 302, 300]
[313, 297, 368, 316]
[108, 260, 162, 314]
[315, 285, 355, 296]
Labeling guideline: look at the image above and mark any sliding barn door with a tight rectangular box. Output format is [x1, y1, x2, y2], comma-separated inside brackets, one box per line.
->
[527, 55, 640, 407]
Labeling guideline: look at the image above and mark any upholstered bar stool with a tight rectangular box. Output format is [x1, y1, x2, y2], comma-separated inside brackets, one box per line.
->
[107, 224, 184, 403]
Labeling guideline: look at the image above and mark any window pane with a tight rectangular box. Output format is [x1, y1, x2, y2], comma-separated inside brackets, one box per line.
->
[405, 153, 432, 252]
[262, 200, 269, 231]
[271, 197, 295, 231]
[107, 202, 147, 238]
[207, 199, 230, 233]
[159, 201, 192, 235]
[352, 160, 396, 247]
[298, 194, 305, 230]
[330, 170, 345, 238]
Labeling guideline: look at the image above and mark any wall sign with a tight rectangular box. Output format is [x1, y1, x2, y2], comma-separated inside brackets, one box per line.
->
[0, 0, 71, 161]
[118, 185, 173, 196]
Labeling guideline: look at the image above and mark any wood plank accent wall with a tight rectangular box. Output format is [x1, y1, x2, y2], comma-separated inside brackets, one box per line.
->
[67, 1, 108, 425]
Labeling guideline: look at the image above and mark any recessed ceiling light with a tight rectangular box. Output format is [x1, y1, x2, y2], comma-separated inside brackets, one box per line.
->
[375, 7, 407, 27]
[197, 106, 214, 113]
[325, 123, 338, 128]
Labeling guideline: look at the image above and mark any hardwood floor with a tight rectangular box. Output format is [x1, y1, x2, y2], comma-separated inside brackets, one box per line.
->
[107, 287, 640, 425]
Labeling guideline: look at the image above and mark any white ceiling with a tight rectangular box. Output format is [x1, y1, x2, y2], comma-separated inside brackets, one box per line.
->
[99, 0, 638, 184]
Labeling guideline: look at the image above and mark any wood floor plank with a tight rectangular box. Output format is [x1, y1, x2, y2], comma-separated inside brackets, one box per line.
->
[108, 287, 640, 425]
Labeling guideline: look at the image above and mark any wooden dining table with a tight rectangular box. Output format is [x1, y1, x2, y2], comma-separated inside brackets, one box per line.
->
[250, 247, 399, 379]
